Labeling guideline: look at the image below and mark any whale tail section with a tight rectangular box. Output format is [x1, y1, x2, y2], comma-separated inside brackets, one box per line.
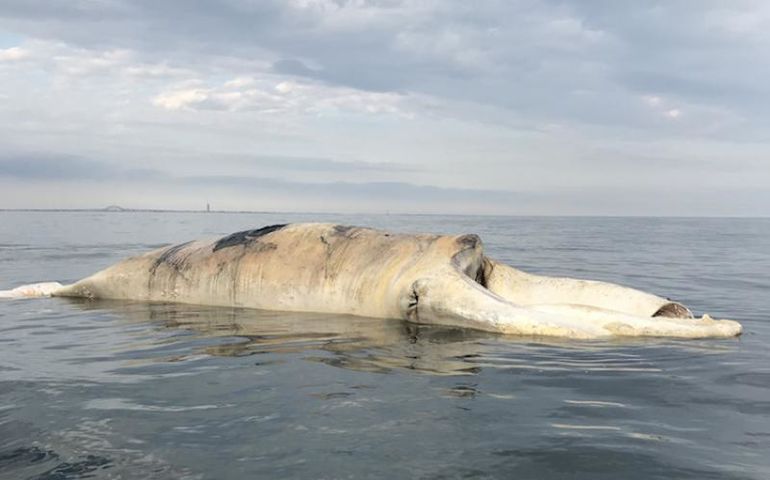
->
[0, 282, 65, 299]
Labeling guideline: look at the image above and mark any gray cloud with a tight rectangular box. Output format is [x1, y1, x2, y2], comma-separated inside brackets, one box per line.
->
[3, 1, 766, 129]
[2, 151, 767, 217]
[219, 154, 417, 173]
[0, 151, 534, 213]
[272, 58, 319, 78]
[0, 1, 768, 214]
[0, 151, 416, 182]
[0, 153, 162, 181]
[0, 151, 506, 201]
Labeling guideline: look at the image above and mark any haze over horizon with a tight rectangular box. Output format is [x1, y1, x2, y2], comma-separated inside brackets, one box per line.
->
[1, 1, 769, 216]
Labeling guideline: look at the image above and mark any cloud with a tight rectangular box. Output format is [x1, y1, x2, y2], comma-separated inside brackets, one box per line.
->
[0, 151, 532, 213]
[0, 1, 769, 214]
[0, 151, 416, 180]
[3, 2, 767, 130]
[641, 94, 684, 120]
[3, 155, 768, 216]
[152, 88, 209, 110]
[0, 153, 165, 181]
[272, 58, 319, 77]
[220, 154, 418, 174]
[0, 46, 27, 61]
[643, 95, 662, 107]
[151, 76, 412, 115]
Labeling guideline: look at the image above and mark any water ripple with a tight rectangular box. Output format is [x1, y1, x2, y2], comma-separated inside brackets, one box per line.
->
[1, 213, 769, 480]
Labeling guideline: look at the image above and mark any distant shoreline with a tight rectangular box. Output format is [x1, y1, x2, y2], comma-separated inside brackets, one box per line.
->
[0, 208, 274, 214]
[0, 208, 766, 219]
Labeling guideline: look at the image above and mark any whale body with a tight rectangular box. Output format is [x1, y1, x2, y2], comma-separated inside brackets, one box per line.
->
[2, 223, 742, 339]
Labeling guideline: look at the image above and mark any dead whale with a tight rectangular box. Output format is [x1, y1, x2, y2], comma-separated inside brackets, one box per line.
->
[1, 223, 742, 339]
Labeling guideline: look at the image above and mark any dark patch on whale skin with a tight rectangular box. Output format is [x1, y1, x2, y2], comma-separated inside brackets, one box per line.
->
[213, 224, 288, 252]
[147, 240, 197, 297]
[150, 240, 194, 275]
[332, 225, 357, 237]
[653, 301, 693, 319]
[456, 234, 481, 250]
[319, 225, 359, 246]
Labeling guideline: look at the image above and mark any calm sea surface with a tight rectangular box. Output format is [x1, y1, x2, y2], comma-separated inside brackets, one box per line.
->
[1, 212, 768, 479]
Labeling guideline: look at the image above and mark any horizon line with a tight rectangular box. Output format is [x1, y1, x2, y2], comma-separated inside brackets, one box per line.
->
[0, 207, 767, 220]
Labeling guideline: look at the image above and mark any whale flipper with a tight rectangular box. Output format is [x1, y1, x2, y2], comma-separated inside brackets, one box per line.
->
[412, 271, 741, 338]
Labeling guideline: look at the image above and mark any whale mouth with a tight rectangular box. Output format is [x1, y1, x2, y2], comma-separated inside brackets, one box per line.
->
[473, 256, 699, 321]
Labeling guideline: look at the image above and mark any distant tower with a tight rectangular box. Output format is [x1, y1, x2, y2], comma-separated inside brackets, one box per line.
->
[206, 202, 210, 213]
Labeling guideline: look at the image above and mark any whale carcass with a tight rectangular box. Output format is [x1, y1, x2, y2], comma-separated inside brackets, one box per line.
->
[2, 223, 742, 339]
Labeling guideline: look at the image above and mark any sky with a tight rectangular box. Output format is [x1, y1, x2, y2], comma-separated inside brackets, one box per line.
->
[0, 0, 768, 216]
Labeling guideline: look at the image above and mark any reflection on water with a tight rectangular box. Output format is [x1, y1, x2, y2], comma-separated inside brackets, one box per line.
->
[1, 212, 769, 479]
[63, 298, 743, 379]
[67, 298, 497, 376]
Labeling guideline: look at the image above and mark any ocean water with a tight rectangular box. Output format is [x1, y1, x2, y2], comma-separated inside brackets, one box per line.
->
[0, 211, 768, 480]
